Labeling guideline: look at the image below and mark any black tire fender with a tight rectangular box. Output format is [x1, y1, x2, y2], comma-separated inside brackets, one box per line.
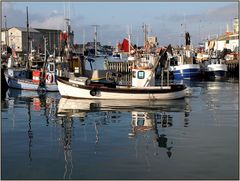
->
[90, 88, 98, 96]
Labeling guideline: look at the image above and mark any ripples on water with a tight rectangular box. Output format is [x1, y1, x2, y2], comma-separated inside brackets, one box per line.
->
[1, 78, 239, 180]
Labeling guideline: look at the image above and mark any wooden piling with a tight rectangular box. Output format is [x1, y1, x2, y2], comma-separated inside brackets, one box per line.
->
[226, 59, 239, 77]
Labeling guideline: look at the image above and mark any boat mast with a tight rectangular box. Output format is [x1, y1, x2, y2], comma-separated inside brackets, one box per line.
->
[82, 29, 85, 55]
[128, 25, 132, 56]
[92, 25, 99, 57]
[63, 2, 72, 60]
[65, 18, 71, 59]
[26, 6, 30, 69]
[4, 15, 8, 51]
[143, 24, 148, 53]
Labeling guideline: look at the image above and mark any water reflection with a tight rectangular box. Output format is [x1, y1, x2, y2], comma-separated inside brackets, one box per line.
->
[57, 98, 190, 114]
[27, 100, 33, 162]
[60, 117, 73, 179]
[129, 111, 173, 158]
[57, 97, 191, 161]
[2, 81, 238, 180]
[6, 88, 59, 122]
[3, 89, 191, 179]
[3, 89, 59, 163]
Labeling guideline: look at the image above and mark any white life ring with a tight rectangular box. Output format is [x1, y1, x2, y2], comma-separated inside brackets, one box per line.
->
[46, 74, 53, 83]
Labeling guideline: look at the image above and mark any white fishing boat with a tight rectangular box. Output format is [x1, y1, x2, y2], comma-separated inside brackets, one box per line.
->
[57, 45, 187, 100]
[203, 58, 227, 79]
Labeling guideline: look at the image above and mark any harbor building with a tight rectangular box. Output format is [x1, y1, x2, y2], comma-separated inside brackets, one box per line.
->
[204, 18, 239, 52]
[1, 27, 74, 56]
[1, 28, 9, 52]
[8, 27, 41, 54]
[148, 36, 158, 48]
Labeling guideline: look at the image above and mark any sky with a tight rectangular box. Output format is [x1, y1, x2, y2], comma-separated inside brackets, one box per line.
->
[1, 2, 238, 47]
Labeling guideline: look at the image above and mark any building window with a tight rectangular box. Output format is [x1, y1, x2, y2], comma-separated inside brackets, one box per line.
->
[138, 71, 145, 79]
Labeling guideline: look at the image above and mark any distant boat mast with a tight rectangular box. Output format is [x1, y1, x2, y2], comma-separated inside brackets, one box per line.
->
[4, 15, 8, 50]
[92, 25, 99, 57]
[26, 6, 30, 69]
[82, 29, 85, 55]
[127, 25, 132, 55]
[64, 1, 72, 59]
[143, 24, 148, 52]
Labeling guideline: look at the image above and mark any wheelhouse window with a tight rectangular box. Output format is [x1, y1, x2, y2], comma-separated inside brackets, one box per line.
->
[138, 71, 145, 79]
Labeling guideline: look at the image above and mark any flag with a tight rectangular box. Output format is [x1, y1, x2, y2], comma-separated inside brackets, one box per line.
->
[59, 31, 63, 41]
[63, 31, 68, 41]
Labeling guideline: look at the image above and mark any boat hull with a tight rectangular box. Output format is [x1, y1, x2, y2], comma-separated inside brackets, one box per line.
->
[57, 77, 187, 100]
[206, 64, 227, 79]
[5, 73, 58, 92]
[173, 64, 200, 80]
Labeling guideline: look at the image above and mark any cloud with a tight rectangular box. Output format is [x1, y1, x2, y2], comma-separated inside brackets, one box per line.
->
[2, 2, 27, 27]
[31, 15, 65, 30]
[2, 2, 237, 46]
[167, 3, 237, 24]
[2, 2, 45, 28]
[72, 23, 127, 45]
[206, 3, 237, 22]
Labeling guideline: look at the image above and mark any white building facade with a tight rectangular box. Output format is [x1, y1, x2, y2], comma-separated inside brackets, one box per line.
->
[204, 17, 239, 52]
[205, 34, 239, 52]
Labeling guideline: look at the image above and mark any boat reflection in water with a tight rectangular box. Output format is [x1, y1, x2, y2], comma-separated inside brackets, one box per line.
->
[57, 97, 190, 114]
[6, 88, 59, 125]
[4, 88, 59, 162]
[128, 111, 174, 158]
[4, 89, 74, 179]
[57, 97, 191, 161]
[2, 87, 192, 179]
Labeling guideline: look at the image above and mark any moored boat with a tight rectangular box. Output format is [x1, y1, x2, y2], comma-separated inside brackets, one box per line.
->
[202, 58, 227, 79]
[57, 77, 186, 100]
[172, 63, 201, 80]
[57, 45, 187, 100]
[171, 32, 201, 80]
[4, 8, 58, 92]
[4, 61, 58, 92]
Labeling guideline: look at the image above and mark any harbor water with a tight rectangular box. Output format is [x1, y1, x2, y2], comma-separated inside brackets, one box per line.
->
[1, 58, 239, 180]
